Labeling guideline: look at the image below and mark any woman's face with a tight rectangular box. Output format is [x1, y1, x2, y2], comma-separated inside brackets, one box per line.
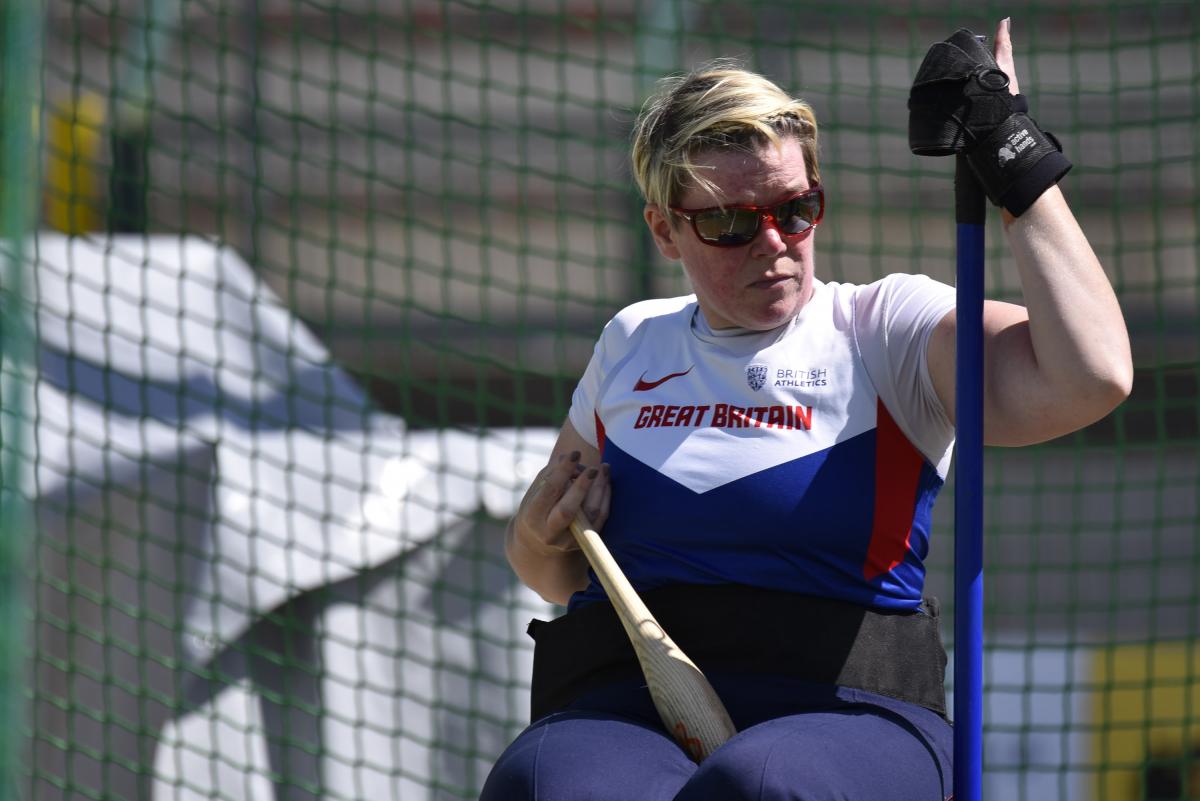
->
[645, 136, 818, 331]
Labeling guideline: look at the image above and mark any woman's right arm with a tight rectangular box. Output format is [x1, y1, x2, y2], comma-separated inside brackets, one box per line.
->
[505, 419, 610, 605]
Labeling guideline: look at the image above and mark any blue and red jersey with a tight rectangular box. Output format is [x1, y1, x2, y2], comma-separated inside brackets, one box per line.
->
[567, 275, 957, 612]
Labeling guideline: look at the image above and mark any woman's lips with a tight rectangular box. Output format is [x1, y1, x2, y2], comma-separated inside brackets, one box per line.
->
[750, 275, 793, 289]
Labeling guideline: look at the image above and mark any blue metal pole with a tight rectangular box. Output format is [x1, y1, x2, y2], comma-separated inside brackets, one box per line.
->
[953, 153, 986, 801]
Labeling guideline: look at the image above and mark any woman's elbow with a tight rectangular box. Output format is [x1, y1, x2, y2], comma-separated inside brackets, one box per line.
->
[1072, 354, 1133, 426]
[1096, 346, 1135, 413]
[1036, 355, 1134, 440]
[1109, 362, 1134, 408]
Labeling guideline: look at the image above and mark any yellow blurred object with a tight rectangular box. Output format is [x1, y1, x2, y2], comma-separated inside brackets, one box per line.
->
[44, 92, 105, 233]
[1090, 641, 1200, 800]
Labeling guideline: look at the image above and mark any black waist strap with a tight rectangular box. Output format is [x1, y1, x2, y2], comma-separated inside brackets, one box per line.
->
[528, 584, 947, 722]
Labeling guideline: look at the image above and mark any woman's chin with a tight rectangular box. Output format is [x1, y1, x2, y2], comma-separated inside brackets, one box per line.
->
[746, 296, 804, 330]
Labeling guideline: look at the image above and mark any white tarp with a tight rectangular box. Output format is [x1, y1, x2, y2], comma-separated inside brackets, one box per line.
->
[28, 234, 555, 800]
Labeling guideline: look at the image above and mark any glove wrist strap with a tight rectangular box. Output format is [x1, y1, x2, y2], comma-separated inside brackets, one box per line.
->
[966, 112, 1072, 216]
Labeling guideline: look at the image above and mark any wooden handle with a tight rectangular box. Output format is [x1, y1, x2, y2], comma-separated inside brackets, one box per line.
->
[569, 512, 737, 762]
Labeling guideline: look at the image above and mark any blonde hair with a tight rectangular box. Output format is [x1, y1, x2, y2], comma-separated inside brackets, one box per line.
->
[631, 59, 820, 211]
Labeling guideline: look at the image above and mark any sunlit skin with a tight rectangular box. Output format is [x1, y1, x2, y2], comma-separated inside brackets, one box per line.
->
[644, 137, 817, 331]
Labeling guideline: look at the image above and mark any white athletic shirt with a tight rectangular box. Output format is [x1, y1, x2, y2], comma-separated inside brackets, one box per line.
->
[567, 275, 958, 612]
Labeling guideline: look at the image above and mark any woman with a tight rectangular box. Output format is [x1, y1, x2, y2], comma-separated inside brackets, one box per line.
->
[483, 19, 1131, 800]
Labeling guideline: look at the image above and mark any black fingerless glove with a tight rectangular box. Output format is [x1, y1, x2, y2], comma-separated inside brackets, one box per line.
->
[908, 27, 1071, 216]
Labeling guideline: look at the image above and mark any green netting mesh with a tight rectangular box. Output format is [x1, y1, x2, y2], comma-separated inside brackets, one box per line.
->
[13, 1, 1200, 799]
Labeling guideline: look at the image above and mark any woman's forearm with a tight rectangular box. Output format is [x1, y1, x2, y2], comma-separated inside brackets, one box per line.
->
[1002, 186, 1133, 417]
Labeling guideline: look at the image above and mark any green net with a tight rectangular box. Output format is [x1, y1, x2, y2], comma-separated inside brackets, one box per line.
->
[16, 1, 1200, 799]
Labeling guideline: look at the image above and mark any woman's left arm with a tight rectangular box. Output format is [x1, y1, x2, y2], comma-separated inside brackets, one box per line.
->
[928, 185, 1133, 445]
[926, 19, 1133, 446]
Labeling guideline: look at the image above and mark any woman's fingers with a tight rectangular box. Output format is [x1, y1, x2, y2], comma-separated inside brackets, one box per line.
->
[517, 451, 614, 554]
[581, 463, 611, 525]
[524, 451, 581, 512]
[547, 464, 601, 534]
[993, 17, 1020, 96]
[598, 464, 613, 525]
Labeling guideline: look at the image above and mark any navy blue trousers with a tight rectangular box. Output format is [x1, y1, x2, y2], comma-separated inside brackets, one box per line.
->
[480, 674, 952, 801]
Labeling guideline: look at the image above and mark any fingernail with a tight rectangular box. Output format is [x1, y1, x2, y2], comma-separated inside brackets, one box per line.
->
[602, 464, 611, 477]
[1004, 17, 1011, 33]
[586, 468, 598, 479]
[569, 451, 581, 462]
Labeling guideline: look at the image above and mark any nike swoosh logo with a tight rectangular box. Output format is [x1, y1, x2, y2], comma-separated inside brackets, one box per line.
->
[633, 366, 694, 392]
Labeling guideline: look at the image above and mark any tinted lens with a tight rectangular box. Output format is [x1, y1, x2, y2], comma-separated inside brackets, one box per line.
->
[774, 191, 823, 235]
[693, 208, 759, 246]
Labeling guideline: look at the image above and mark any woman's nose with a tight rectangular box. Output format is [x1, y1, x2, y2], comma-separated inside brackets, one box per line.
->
[749, 217, 789, 257]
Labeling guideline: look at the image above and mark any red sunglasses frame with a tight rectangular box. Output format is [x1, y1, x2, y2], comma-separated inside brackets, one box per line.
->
[669, 185, 825, 248]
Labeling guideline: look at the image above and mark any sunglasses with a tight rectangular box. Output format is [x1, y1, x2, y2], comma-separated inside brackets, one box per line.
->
[669, 185, 825, 248]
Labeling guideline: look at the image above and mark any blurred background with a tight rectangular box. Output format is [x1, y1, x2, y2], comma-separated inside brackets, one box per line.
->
[0, 0, 1196, 799]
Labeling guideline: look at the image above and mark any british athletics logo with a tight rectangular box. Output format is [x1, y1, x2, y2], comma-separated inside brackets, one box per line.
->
[633, 402, 813, 431]
[746, 364, 768, 391]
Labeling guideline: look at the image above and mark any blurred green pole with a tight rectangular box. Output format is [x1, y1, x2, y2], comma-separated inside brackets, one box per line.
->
[0, 2, 42, 799]
[632, 0, 693, 302]
[109, 0, 182, 232]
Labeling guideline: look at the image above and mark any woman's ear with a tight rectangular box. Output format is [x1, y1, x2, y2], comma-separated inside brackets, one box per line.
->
[644, 204, 682, 261]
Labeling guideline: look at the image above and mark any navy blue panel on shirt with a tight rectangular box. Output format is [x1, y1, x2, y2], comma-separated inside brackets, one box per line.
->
[570, 433, 942, 612]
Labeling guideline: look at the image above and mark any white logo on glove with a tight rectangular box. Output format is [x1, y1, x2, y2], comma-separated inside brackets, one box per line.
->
[998, 128, 1036, 169]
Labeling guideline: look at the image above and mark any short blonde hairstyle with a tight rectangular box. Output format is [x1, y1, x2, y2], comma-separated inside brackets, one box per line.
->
[631, 60, 820, 211]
